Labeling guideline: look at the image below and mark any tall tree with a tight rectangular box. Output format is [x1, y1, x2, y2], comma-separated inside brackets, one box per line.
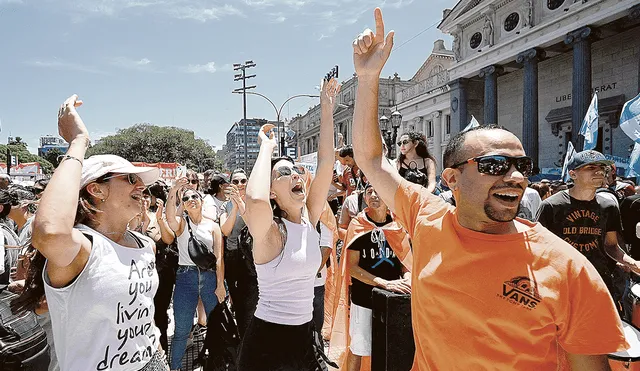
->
[87, 124, 222, 171]
[43, 147, 65, 168]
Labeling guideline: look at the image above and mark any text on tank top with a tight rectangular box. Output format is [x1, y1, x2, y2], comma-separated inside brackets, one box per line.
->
[43, 225, 160, 371]
[254, 218, 321, 326]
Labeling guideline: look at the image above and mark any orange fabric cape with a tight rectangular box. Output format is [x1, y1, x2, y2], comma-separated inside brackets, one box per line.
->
[327, 209, 413, 370]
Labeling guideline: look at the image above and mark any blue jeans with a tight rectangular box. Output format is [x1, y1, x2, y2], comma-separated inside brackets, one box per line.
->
[170, 265, 219, 369]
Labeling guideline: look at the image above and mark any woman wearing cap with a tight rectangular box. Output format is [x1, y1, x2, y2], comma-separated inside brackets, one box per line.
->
[32, 95, 169, 370]
[236, 78, 339, 370]
[165, 178, 225, 371]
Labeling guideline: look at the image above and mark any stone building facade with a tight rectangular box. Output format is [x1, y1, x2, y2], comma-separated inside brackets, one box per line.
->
[289, 74, 413, 156]
[439, 0, 640, 172]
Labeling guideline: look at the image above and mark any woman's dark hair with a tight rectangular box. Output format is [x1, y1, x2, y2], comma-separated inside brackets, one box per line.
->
[147, 181, 169, 203]
[186, 169, 200, 191]
[0, 185, 37, 217]
[531, 183, 550, 199]
[10, 246, 46, 315]
[269, 156, 296, 255]
[206, 176, 229, 196]
[397, 131, 436, 165]
[75, 172, 116, 227]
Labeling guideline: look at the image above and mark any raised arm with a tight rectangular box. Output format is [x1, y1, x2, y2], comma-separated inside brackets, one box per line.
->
[32, 95, 92, 272]
[154, 200, 175, 245]
[351, 8, 404, 213]
[307, 78, 339, 226]
[244, 124, 278, 243]
[165, 179, 187, 236]
[212, 223, 226, 303]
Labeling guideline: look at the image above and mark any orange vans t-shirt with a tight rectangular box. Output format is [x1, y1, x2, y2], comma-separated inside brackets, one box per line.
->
[394, 180, 627, 370]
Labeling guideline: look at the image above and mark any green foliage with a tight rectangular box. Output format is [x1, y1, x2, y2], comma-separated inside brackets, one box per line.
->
[0, 144, 54, 174]
[43, 147, 65, 168]
[87, 124, 222, 172]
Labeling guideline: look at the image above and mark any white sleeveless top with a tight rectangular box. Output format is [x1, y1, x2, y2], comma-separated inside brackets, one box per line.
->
[43, 225, 160, 371]
[254, 218, 321, 326]
[175, 216, 215, 266]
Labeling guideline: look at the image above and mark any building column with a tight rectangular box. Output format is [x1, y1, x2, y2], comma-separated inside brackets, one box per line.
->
[449, 78, 468, 132]
[432, 111, 443, 172]
[479, 65, 503, 126]
[516, 48, 545, 164]
[564, 26, 595, 152]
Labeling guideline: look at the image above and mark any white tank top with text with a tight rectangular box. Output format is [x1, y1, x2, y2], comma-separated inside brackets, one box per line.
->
[43, 225, 160, 371]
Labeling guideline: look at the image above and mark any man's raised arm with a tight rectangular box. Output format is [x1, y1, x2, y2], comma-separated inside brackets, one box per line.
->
[351, 8, 404, 213]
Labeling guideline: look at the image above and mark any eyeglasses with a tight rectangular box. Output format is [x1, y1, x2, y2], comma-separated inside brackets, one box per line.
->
[182, 194, 201, 202]
[274, 166, 305, 178]
[102, 173, 141, 185]
[450, 155, 534, 177]
[232, 178, 247, 185]
[397, 139, 411, 146]
[188, 179, 199, 185]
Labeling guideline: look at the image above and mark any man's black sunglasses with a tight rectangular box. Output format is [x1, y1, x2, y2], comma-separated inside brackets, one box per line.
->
[450, 155, 534, 177]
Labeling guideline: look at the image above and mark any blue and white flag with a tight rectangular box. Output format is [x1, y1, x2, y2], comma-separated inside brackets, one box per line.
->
[620, 93, 640, 144]
[626, 142, 640, 178]
[579, 92, 598, 150]
[561, 141, 575, 182]
[462, 115, 480, 132]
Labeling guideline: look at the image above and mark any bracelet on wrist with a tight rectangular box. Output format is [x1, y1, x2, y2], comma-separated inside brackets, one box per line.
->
[58, 154, 83, 166]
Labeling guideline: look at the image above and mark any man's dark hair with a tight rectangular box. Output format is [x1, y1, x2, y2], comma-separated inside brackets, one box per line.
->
[339, 145, 354, 159]
[0, 185, 36, 217]
[443, 124, 508, 169]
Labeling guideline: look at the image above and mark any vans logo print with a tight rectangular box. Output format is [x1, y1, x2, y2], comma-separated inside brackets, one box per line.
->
[498, 276, 542, 310]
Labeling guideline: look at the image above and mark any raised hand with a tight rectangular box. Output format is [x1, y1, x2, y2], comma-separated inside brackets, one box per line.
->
[155, 199, 165, 220]
[353, 8, 394, 79]
[320, 77, 341, 111]
[258, 123, 277, 148]
[57, 95, 90, 144]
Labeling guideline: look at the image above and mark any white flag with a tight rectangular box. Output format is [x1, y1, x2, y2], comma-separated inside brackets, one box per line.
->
[579, 93, 598, 150]
[561, 141, 575, 182]
[620, 93, 640, 144]
[462, 115, 480, 132]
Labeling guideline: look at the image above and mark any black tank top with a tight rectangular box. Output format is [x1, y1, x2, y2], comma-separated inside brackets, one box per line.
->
[398, 157, 429, 178]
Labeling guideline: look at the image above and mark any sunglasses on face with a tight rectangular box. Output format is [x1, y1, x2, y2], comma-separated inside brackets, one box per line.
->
[274, 166, 305, 178]
[232, 178, 247, 185]
[188, 179, 199, 185]
[451, 155, 534, 177]
[102, 173, 142, 185]
[397, 139, 411, 146]
[182, 194, 201, 202]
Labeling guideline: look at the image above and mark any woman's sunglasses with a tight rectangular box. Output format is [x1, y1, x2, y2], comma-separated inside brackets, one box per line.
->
[397, 139, 411, 146]
[232, 178, 247, 185]
[182, 194, 201, 202]
[450, 155, 534, 177]
[188, 179, 199, 185]
[274, 166, 305, 178]
[102, 173, 141, 185]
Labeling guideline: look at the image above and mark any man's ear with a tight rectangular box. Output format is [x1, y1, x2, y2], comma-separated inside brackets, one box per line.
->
[269, 191, 276, 200]
[441, 168, 460, 191]
[568, 170, 577, 180]
[0, 205, 4, 214]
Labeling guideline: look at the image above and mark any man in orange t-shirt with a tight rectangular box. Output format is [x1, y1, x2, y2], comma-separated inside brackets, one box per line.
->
[349, 8, 627, 370]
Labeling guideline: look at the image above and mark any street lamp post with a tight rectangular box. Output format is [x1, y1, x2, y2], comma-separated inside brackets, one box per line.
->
[232, 91, 319, 156]
[379, 115, 391, 158]
[233, 61, 257, 172]
[390, 108, 403, 158]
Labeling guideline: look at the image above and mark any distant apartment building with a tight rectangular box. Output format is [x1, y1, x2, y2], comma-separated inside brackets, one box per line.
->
[224, 118, 267, 172]
[38, 135, 68, 157]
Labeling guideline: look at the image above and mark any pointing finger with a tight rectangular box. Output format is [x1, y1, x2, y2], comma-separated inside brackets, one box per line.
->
[374, 7, 385, 41]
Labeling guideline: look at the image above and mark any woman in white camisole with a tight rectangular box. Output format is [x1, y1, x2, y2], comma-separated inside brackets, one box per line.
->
[33, 95, 169, 370]
[237, 78, 340, 371]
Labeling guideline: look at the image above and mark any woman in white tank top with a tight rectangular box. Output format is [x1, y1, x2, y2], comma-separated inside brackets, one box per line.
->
[237, 78, 340, 371]
[165, 183, 225, 371]
[33, 95, 169, 370]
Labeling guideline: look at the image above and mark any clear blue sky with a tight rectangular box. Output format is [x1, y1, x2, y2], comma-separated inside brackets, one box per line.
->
[0, 0, 456, 153]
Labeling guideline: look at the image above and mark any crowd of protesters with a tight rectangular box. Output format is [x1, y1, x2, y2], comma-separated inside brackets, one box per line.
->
[2, 7, 640, 371]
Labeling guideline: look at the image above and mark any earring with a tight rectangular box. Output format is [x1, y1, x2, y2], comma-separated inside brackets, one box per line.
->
[101, 199, 105, 203]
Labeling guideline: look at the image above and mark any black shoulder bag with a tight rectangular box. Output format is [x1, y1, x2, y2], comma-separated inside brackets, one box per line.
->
[185, 216, 217, 271]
